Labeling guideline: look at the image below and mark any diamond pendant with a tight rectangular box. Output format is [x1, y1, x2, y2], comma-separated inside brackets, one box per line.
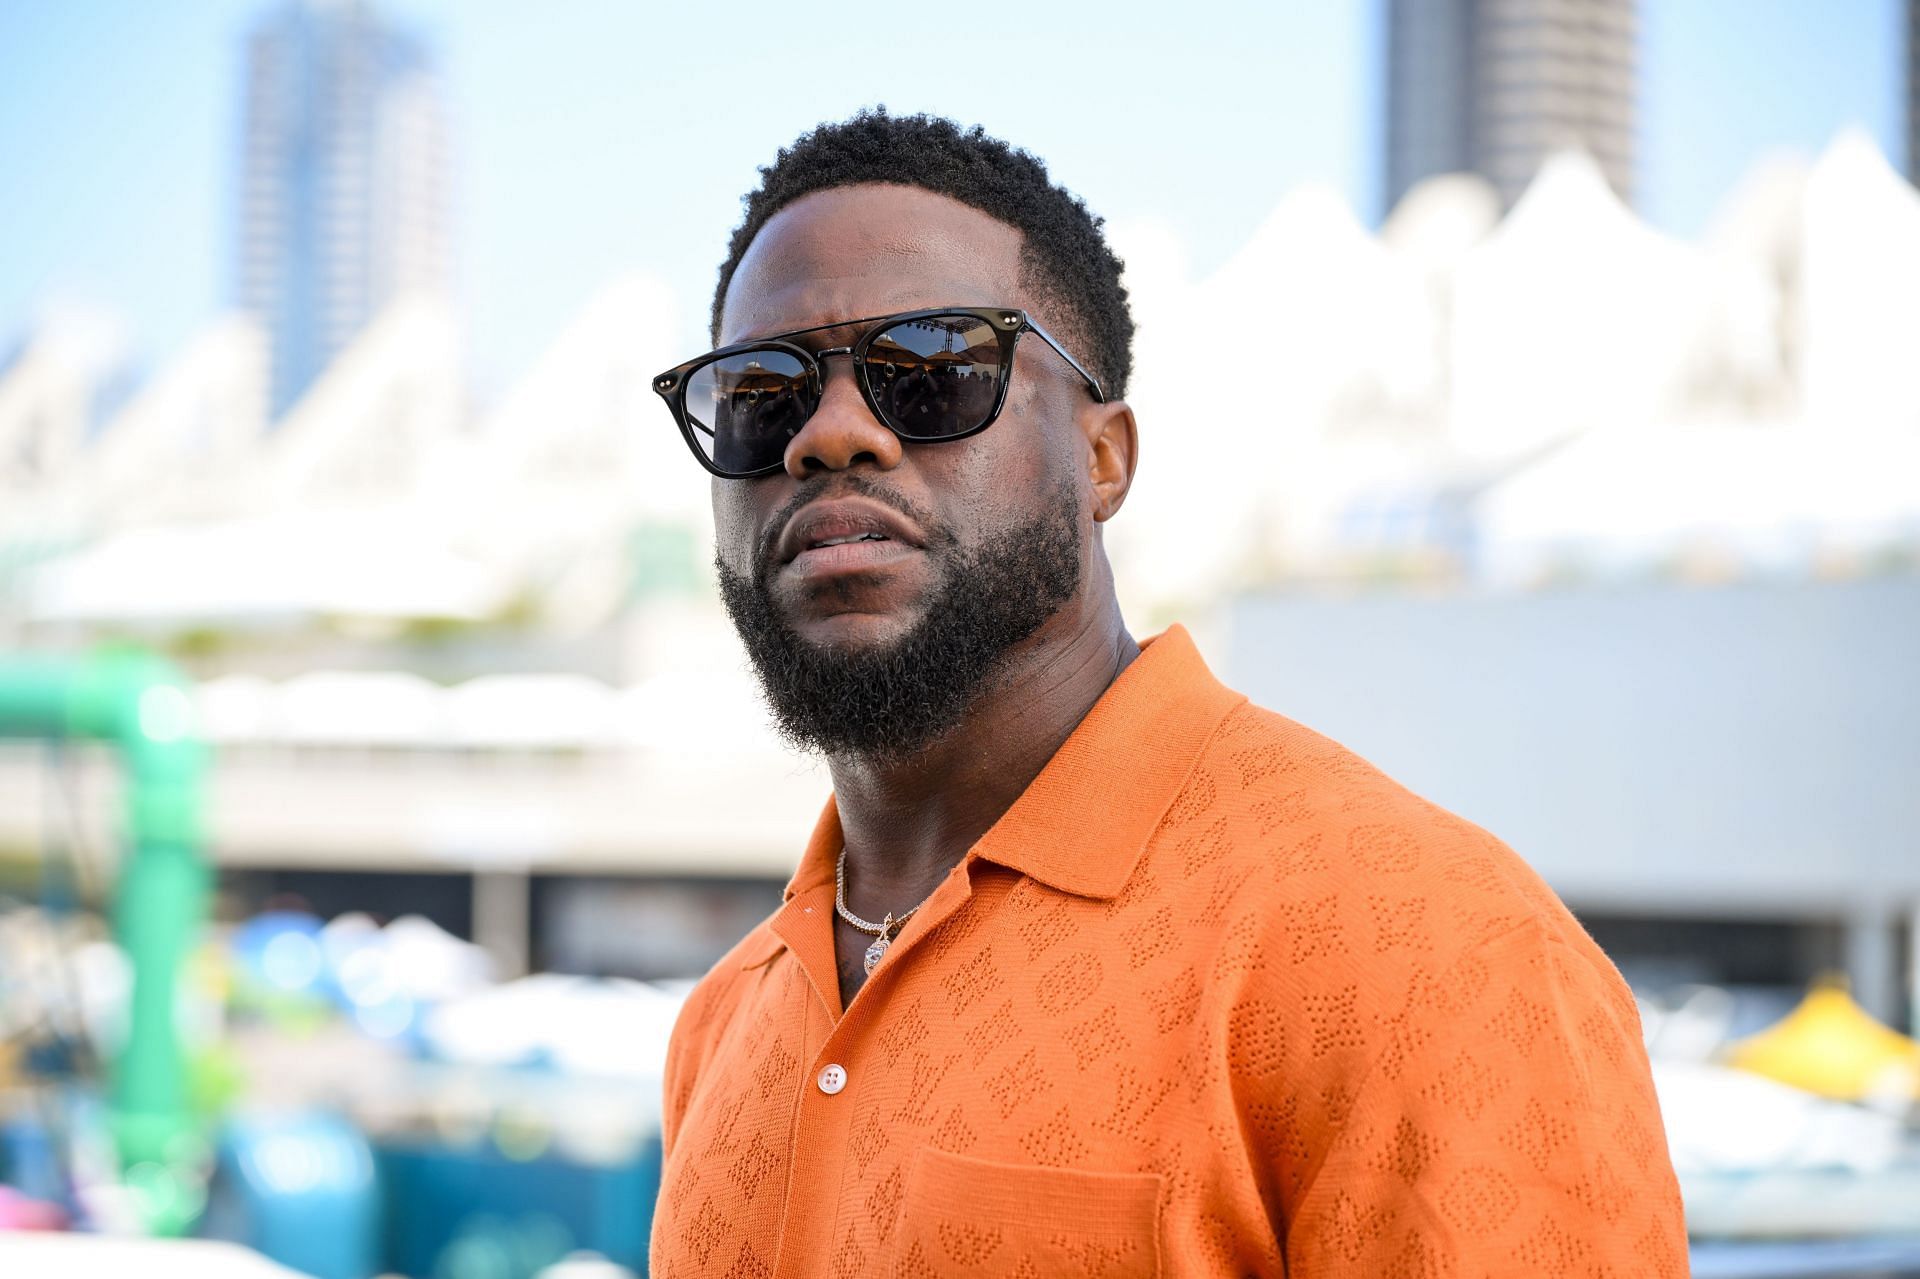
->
[863, 935, 890, 975]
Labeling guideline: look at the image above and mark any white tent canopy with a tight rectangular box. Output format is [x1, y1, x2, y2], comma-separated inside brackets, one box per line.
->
[1476, 421, 1920, 584]
[23, 511, 507, 625]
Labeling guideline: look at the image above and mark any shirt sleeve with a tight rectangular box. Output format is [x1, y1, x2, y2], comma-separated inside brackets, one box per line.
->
[1270, 917, 1690, 1277]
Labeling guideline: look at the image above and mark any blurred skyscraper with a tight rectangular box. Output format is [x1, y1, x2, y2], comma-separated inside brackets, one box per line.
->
[1382, 0, 1637, 217]
[1907, 0, 1918, 180]
[238, 0, 451, 419]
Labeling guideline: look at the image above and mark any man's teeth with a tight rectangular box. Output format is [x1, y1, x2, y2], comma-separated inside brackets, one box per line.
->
[812, 532, 888, 548]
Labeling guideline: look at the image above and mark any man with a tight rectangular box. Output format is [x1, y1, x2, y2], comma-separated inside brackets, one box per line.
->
[649, 110, 1687, 1277]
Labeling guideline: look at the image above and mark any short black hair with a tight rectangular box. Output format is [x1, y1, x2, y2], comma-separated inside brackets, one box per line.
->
[711, 108, 1134, 400]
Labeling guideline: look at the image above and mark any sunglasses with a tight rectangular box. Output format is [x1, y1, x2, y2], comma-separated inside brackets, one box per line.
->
[652, 306, 1105, 478]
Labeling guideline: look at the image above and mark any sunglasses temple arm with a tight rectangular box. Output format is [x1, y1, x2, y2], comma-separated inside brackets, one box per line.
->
[1023, 318, 1107, 404]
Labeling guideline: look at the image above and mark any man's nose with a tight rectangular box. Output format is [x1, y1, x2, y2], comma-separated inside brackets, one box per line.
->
[783, 362, 903, 478]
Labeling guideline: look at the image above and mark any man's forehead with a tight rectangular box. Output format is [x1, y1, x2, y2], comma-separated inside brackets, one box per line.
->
[720, 184, 1027, 343]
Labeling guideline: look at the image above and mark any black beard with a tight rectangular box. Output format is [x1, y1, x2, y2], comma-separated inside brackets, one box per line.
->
[716, 477, 1082, 763]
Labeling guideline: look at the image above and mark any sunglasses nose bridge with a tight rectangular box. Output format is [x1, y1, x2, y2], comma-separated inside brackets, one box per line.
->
[807, 347, 863, 402]
[781, 347, 904, 477]
[802, 346, 858, 400]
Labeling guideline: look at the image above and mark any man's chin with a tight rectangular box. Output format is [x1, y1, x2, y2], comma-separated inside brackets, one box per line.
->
[781, 608, 924, 655]
[714, 476, 1082, 761]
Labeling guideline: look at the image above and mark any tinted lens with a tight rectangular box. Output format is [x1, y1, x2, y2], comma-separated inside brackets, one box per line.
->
[861, 314, 1004, 439]
[683, 349, 814, 474]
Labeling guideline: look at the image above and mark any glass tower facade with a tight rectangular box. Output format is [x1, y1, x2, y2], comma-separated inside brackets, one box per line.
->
[1383, 0, 1637, 217]
[1907, 0, 1918, 183]
[238, 0, 451, 419]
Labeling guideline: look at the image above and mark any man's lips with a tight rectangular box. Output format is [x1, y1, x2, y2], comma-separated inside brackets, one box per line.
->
[775, 497, 927, 574]
[783, 537, 920, 580]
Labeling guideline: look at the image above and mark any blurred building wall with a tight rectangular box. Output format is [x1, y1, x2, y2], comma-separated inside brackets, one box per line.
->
[1227, 577, 1920, 1019]
[1908, 0, 1918, 181]
[1383, 0, 1638, 215]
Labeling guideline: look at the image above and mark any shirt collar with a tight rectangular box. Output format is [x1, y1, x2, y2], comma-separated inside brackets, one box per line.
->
[778, 623, 1245, 906]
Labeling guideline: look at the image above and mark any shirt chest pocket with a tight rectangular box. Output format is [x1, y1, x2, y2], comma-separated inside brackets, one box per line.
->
[886, 1147, 1163, 1278]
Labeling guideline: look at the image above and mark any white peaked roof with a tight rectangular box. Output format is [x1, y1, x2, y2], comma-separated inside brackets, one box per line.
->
[418, 275, 703, 634]
[264, 295, 464, 512]
[470, 274, 681, 467]
[1799, 129, 1920, 427]
[1703, 150, 1811, 267]
[1451, 150, 1715, 461]
[1694, 152, 1812, 420]
[1381, 172, 1501, 269]
[10, 141, 1919, 620]
[0, 307, 127, 539]
[434, 273, 700, 554]
[1471, 136, 1920, 583]
[1199, 181, 1421, 436]
[1475, 420, 1920, 585]
[1194, 183, 1423, 409]
[76, 316, 267, 529]
[1116, 183, 1434, 605]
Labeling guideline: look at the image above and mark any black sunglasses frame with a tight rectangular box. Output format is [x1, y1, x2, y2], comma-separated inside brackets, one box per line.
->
[651, 306, 1107, 479]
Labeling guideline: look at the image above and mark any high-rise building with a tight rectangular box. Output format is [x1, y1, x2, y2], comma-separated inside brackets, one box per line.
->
[238, 0, 451, 419]
[1383, 0, 1637, 217]
[1907, 0, 1918, 182]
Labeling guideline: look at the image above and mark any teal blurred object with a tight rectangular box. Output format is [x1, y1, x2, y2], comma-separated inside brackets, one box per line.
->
[376, 1135, 660, 1279]
[0, 648, 209, 1235]
[204, 1111, 382, 1279]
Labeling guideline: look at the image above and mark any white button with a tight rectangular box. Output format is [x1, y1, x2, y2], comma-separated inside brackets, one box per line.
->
[816, 1064, 848, 1095]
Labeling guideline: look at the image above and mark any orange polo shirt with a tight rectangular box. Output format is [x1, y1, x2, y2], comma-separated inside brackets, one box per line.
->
[651, 626, 1688, 1278]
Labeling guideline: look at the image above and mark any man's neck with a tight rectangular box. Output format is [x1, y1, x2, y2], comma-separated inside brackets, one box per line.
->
[828, 581, 1139, 922]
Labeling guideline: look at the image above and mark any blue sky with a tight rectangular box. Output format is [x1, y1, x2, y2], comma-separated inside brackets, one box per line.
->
[0, 1, 1906, 396]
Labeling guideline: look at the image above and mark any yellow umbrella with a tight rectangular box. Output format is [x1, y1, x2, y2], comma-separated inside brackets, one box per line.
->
[1727, 975, 1920, 1103]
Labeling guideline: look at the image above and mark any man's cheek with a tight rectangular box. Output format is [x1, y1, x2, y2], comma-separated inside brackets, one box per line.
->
[710, 494, 758, 575]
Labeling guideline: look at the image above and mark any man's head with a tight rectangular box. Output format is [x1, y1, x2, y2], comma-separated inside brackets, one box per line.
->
[710, 111, 1134, 398]
[703, 111, 1139, 761]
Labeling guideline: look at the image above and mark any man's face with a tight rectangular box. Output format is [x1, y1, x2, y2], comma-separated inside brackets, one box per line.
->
[711, 183, 1098, 759]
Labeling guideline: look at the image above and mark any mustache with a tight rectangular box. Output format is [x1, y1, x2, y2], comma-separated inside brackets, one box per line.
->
[753, 472, 951, 578]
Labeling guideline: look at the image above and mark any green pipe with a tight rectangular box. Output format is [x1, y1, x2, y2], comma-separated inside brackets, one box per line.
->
[0, 648, 208, 1234]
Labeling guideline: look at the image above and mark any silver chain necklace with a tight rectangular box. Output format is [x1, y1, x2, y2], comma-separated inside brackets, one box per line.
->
[834, 848, 928, 975]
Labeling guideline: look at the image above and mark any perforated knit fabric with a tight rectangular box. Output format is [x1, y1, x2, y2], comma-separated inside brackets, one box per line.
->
[651, 626, 1689, 1278]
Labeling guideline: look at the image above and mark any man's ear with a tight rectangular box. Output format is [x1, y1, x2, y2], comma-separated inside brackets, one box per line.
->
[1081, 399, 1138, 523]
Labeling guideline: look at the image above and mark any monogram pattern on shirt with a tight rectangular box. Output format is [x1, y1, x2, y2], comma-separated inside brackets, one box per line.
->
[653, 682, 1686, 1276]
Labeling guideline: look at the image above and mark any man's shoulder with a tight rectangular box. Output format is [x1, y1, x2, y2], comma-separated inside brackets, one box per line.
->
[1152, 698, 1641, 1061]
[1175, 699, 1590, 956]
